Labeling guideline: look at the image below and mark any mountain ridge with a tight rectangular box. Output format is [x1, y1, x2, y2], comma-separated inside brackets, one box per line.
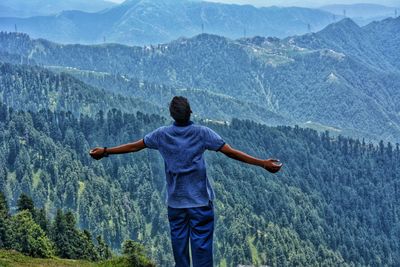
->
[0, 0, 116, 18]
[1, 17, 400, 141]
[319, 3, 398, 25]
[0, 0, 337, 45]
[290, 17, 400, 72]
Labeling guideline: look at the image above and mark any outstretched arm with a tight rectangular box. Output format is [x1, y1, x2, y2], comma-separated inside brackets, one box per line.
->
[89, 139, 146, 160]
[219, 144, 282, 173]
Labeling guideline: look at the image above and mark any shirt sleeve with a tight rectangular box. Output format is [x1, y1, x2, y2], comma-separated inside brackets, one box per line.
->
[143, 127, 162, 150]
[203, 126, 225, 151]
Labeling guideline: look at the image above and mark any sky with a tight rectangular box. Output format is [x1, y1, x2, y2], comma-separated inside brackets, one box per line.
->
[108, 0, 400, 7]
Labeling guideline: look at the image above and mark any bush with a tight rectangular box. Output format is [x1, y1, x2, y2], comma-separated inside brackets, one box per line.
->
[10, 210, 54, 258]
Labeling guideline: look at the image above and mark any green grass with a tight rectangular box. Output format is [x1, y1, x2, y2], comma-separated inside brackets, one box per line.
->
[145, 222, 152, 237]
[248, 236, 261, 266]
[6, 171, 16, 184]
[0, 250, 129, 267]
[219, 258, 227, 267]
[32, 170, 42, 189]
[77, 181, 85, 199]
[301, 121, 342, 134]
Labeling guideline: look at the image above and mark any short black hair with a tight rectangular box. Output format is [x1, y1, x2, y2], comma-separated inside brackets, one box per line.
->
[169, 96, 192, 124]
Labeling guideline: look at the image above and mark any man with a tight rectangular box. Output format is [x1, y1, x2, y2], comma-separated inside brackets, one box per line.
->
[89, 96, 282, 267]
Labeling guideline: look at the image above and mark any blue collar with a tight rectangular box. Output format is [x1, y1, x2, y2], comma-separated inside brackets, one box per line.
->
[173, 120, 194, 127]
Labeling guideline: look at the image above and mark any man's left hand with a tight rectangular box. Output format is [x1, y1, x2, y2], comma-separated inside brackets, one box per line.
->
[89, 147, 105, 160]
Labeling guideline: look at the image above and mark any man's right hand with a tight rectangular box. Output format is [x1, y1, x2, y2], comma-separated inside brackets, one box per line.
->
[262, 159, 283, 173]
[89, 147, 105, 160]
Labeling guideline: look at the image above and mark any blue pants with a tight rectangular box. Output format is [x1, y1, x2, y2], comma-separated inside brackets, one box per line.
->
[168, 201, 214, 267]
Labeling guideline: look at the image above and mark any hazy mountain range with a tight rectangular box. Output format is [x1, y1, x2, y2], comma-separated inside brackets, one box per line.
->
[1, 1, 398, 45]
[320, 3, 399, 25]
[0, 16, 399, 142]
[0, 0, 339, 45]
[0, 0, 116, 18]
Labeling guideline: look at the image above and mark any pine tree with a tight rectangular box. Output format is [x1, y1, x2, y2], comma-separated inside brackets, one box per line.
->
[35, 208, 49, 234]
[122, 240, 155, 267]
[51, 209, 68, 258]
[97, 235, 112, 260]
[79, 229, 99, 261]
[17, 193, 35, 216]
[0, 192, 10, 248]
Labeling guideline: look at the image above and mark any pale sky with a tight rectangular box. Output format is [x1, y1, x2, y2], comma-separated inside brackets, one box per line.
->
[107, 0, 400, 7]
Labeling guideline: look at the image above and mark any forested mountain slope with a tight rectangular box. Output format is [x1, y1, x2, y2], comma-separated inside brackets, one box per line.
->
[291, 17, 400, 72]
[48, 66, 291, 126]
[0, 62, 162, 117]
[0, 0, 336, 45]
[0, 60, 288, 126]
[0, 101, 399, 266]
[1, 17, 400, 141]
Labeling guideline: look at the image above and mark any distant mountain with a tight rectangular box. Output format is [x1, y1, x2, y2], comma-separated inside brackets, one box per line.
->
[321, 3, 397, 18]
[290, 17, 400, 72]
[319, 3, 398, 26]
[0, 0, 115, 18]
[1, 17, 400, 141]
[0, 5, 18, 18]
[0, 0, 337, 45]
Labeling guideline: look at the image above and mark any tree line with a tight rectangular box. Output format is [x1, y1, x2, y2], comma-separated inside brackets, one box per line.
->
[0, 100, 399, 266]
[0, 192, 155, 266]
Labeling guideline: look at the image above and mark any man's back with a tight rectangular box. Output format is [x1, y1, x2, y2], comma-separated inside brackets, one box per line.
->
[144, 121, 225, 208]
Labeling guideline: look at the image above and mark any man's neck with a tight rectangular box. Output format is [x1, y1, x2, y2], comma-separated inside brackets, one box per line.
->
[173, 120, 193, 127]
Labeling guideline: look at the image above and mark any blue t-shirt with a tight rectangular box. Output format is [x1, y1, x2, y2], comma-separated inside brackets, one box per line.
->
[143, 121, 225, 208]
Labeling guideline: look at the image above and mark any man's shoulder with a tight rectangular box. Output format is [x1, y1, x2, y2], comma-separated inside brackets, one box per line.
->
[196, 125, 217, 133]
[145, 125, 169, 138]
[192, 124, 205, 129]
[154, 125, 170, 132]
[191, 124, 209, 134]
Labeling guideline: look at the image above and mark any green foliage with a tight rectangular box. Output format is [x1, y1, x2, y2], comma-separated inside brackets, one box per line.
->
[35, 208, 50, 234]
[0, 62, 162, 118]
[17, 193, 35, 215]
[122, 240, 155, 267]
[97, 235, 112, 260]
[0, 191, 129, 262]
[0, 192, 10, 248]
[51, 209, 102, 261]
[9, 210, 54, 258]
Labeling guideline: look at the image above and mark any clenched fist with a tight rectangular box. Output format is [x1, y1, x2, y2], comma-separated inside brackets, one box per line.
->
[89, 147, 106, 160]
[262, 158, 283, 173]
